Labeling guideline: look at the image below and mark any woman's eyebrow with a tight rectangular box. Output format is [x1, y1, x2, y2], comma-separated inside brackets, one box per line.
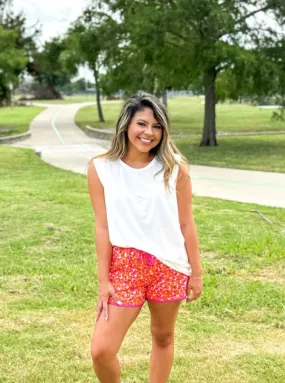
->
[137, 119, 161, 126]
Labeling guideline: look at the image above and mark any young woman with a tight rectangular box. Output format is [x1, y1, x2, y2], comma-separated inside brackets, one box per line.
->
[87, 91, 203, 383]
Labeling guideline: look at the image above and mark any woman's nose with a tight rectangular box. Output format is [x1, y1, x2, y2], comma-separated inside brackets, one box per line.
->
[144, 125, 154, 135]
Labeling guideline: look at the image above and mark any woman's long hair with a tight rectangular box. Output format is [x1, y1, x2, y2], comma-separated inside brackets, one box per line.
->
[88, 91, 189, 189]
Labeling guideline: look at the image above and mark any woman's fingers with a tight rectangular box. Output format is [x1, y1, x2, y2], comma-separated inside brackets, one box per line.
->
[186, 280, 191, 297]
[96, 300, 103, 321]
[186, 289, 200, 302]
[186, 280, 202, 303]
[109, 284, 119, 303]
[102, 296, 109, 321]
[96, 284, 118, 322]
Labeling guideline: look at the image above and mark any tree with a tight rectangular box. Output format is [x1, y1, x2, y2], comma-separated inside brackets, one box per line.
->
[66, 8, 122, 122]
[263, 39, 285, 120]
[101, 0, 285, 146]
[0, 25, 27, 104]
[98, 0, 192, 107]
[30, 37, 77, 99]
[0, 0, 36, 104]
[215, 48, 278, 103]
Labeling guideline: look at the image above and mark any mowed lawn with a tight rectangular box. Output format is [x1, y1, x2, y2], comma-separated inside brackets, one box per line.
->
[75, 96, 285, 135]
[1, 146, 285, 382]
[75, 98, 285, 173]
[175, 135, 285, 173]
[0, 106, 45, 137]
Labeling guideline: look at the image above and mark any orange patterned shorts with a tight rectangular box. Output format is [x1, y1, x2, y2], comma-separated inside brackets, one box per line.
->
[108, 246, 189, 307]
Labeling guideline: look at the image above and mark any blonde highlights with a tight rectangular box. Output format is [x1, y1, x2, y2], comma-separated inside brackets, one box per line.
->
[89, 91, 189, 189]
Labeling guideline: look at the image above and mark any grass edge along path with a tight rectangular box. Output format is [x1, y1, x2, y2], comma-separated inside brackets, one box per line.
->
[0, 106, 45, 137]
[75, 99, 285, 173]
[75, 97, 285, 135]
[1, 145, 285, 382]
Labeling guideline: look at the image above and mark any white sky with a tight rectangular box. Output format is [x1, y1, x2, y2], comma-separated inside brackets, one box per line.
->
[13, 0, 87, 43]
[13, 0, 92, 80]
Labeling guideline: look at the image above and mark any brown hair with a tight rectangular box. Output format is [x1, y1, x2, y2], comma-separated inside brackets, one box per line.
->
[88, 91, 189, 189]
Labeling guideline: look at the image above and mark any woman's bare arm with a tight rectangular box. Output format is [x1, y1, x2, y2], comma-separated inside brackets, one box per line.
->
[87, 160, 112, 283]
[176, 166, 202, 277]
[87, 160, 118, 320]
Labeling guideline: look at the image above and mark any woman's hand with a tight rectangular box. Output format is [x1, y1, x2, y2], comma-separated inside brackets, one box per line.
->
[186, 276, 203, 303]
[96, 281, 119, 322]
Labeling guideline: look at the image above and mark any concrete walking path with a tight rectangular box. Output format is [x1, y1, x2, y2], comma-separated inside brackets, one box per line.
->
[8, 102, 285, 208]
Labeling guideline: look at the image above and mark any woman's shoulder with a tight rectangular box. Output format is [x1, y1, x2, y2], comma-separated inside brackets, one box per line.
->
[92, 155, 118, 167]
[92, 156, 121, 175]
[92, 154, 109, 163]
[89, 156, 119, 185]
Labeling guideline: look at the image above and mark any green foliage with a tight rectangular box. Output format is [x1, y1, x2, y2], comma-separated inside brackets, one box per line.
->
[0, 25, 27, 103]
[99, 0, 192, 96]
[66, 10, 121, 76]
[216, 49, 279, 102]
[32, 37, 77, 88]
[0, 0, 39, 104]
[65, 8, 122, 119]
[99, 0, 285, 143]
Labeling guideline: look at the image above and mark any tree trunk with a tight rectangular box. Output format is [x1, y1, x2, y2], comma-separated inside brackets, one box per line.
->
[200, 68, 217, 146]
[162, 89, 167, 108]
[93, 65, 105, 123]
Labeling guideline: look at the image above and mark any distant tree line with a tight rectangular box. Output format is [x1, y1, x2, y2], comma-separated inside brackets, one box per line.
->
[1, 0, 285, 145]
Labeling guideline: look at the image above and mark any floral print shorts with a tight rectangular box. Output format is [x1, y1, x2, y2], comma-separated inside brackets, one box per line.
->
[108, 246, 189, 307]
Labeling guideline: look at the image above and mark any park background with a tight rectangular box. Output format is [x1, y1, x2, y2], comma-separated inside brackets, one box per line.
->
[1, 0, 285, 382]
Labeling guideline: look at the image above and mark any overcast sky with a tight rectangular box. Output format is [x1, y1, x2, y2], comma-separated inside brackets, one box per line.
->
[13, 0, 88, 43]
[13, 0, 92, 80]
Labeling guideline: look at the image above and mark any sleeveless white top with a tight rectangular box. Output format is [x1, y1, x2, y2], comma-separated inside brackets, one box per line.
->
[92, 155, 191, 276]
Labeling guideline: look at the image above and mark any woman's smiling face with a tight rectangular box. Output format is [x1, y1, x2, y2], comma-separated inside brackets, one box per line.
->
[126, 107, 163, 153]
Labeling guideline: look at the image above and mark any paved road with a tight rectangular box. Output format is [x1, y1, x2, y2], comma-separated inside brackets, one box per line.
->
[10, 102, 111, 173]
[9, 102, 285, 208]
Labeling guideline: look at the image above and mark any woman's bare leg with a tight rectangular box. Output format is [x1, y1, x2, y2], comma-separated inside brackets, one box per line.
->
[148, 301, 181, 383]
[91, 304, 142, 383]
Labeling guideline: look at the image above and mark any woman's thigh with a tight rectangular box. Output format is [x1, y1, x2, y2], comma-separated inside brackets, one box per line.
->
[148, 301, 181, 337]
[91, 304, 142, 356]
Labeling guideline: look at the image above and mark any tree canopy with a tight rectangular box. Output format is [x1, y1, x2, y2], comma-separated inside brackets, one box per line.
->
[30, 37, 77, 99]
[0, 0, 35, 104]
[97, 0, 285, 145]
[3, 0, 285, 144]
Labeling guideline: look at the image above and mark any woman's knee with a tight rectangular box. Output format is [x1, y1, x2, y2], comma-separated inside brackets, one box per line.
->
[91, 343, 116, 365]
[151, 328, 174, 348]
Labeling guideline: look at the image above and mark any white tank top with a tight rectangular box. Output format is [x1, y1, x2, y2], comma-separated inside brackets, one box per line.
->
[93, 155, 191, 276]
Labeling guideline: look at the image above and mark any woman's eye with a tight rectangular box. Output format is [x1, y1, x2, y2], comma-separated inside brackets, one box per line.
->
[137, 122, 162, 129]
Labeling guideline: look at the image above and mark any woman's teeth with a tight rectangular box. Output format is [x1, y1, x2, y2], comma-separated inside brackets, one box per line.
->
[139, 137, 152, 143]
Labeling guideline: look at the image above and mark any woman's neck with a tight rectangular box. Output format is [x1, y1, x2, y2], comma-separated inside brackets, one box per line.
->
[122, 148, 155, 167]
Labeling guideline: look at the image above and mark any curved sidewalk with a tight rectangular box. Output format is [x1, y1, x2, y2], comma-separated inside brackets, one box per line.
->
[8, 102, 285, 208]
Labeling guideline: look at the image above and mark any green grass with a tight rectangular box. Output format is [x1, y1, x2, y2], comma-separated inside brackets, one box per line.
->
[0, 106, 45, 137]
[75, 98, 285, 173]
[1, 146, 285, 382]
[75, 96, 285, 135]
[175, 135, 285, 173]
[75, 101, 122, 130]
